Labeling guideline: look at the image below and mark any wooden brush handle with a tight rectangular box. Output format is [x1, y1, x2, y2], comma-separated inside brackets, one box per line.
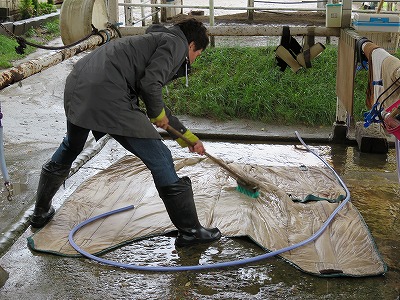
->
[166, 125, 259, 189]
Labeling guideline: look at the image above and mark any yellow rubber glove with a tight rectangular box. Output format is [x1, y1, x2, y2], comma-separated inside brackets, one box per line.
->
[176, 129, 199, 147]
[149, 108, 166, 123]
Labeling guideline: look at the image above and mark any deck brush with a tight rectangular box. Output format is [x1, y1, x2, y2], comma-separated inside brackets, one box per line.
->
[166, 125, 260, 198]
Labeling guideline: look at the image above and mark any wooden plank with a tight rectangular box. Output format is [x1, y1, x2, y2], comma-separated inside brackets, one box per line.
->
[336, 29, 356, 115]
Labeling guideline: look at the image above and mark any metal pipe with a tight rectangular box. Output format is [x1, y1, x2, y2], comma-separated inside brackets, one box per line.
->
[248, 0, 255, 20]
[255, 0, 399, 2]
[209, 0, 214, 26]
[140, 0, 146, 26]
[0, 28, 119, 90]
[118, 25, 340, 37]
[124, 0, 132, 25]
[208, 25, 339, 37]
[132, 7, 160, 25]
[119, 3, 327, 11]
[352, 9, 400, 13]
[209, 0, 215, 46]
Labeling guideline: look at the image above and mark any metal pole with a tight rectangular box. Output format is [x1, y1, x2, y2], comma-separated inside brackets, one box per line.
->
[119, 24, 340, 37]
[141, 0, 146, 26]
[247, 0, 254, 21]
[160, 0, 166, 22]
[151, 0, 160, 24]
[124, 0, 132, 25]
[209, 0, 215, 47]
[119, 2, 327, 11]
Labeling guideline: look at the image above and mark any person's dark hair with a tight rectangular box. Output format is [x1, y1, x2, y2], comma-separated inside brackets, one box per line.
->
[175, 18, 209, 51]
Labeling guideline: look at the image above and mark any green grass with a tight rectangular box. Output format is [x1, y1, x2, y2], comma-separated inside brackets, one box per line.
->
[0, 18, 60, 69]
[164, 45, 379, 126]
[1, 21, 399, 127]
[0, 35, 31, 68]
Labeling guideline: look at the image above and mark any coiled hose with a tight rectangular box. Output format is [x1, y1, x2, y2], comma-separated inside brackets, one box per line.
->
[69, 131, 351, 271]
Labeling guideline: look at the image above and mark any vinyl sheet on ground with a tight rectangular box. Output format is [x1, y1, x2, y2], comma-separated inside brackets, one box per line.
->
[27, 139, 386, 277]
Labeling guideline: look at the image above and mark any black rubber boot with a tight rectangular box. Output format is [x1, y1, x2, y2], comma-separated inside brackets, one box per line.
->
[157, 177, 221, 247]
[30, 160, 71, 228]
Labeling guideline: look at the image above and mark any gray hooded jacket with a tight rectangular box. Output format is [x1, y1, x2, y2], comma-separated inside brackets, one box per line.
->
[64, 24, 190, 139]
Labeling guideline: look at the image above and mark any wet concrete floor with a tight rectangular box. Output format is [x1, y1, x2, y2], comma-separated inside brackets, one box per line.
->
[0, 41, 399, 299]
[0, 137, 399, 299]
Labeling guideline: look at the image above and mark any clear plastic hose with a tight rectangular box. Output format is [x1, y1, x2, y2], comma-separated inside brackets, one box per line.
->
[0, 126, 10, 184]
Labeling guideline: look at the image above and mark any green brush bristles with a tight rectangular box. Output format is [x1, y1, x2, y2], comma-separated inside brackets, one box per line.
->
[236, 185, 260, 198]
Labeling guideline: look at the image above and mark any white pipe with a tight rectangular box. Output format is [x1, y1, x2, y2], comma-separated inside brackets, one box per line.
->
[118, 25, 340, 37]
[119, 3, 327, 11]
[209, 0, 214, 26]
[124, 0, 132, 25]
[141, 0, 146, 26]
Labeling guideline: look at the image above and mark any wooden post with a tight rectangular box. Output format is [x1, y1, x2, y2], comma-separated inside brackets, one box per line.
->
[341, 0, 352, 28]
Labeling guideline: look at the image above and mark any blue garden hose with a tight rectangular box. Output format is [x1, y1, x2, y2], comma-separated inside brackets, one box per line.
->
[68, 131, 350, 271]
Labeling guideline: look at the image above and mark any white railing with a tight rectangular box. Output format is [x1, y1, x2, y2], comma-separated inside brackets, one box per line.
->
[118, 0, 325, 27]
[109, 0, 342, 37]
[113, 0, 399, 28]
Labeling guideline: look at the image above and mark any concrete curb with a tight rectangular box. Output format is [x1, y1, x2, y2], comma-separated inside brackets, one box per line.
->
[0, 11, 59, 36]
[0, 265, 9, 288]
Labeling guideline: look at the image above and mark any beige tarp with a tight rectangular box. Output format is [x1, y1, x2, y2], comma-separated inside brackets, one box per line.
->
[28, 155, 386, 277]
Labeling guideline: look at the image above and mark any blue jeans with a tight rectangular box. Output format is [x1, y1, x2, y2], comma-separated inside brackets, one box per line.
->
[52, 121, 179, 188]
